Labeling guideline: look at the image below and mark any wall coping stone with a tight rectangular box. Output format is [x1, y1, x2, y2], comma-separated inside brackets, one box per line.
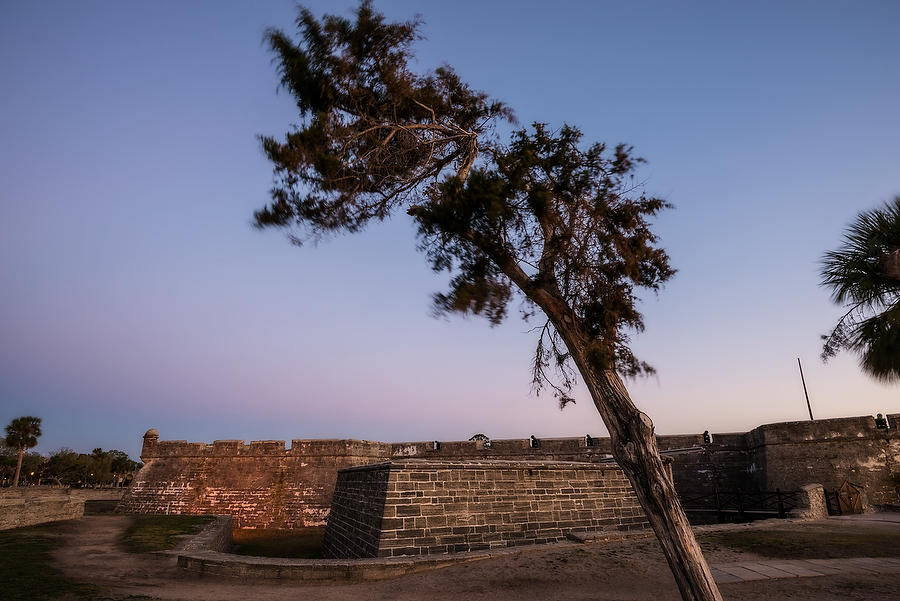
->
[337, 458, 637, 473]
[746, 415, 898, 448]
[177, 540, 576, 581]
[143, 438, 394, 459]
[143, 414, 899, 460]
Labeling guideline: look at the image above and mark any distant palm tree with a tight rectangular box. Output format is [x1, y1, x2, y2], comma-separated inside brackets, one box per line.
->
[5, 416, 42, 486]
[821, 197, 900, 382]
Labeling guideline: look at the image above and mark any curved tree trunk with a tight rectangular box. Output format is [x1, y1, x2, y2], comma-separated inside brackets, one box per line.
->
[552, 319, 723, 601]
[882, 248, 900, 281]
[13, 449, 24, 487]
[585, 369, 722, 601]
[473, 211, 723, 600]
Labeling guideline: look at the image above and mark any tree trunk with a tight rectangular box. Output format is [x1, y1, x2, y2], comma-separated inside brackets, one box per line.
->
[13, 449, 24, 487]
[553, 320, 723, 601]
[479, 231, 723, 600]
[882, 249, 900, 281]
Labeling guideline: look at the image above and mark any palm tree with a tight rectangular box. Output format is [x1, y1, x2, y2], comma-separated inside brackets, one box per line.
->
[821, 197, 900, 382]
[5, 416, 42, 486]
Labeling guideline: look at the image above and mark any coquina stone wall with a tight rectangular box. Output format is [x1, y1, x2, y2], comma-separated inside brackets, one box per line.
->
[323, 459, 649, 558]
[118, 431, 391, 529]
[746, 416, 900, 505]
[120, 413, 900, 530]
[0, 488, 84, 530]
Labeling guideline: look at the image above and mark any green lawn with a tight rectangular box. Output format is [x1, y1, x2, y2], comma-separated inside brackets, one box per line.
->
[118, 514, 214, 553]
[231, 527, 325, 558]
[0, 515, 212, 601]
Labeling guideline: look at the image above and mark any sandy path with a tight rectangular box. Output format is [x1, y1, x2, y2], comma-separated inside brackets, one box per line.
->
[52, 516, 183, 596]
[52, 516, 900, 601]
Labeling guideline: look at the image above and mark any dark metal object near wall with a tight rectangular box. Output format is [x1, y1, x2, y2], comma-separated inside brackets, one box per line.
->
[682, 487, 800, 523]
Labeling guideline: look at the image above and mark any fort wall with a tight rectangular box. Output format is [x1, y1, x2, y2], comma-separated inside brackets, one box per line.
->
[119, 413, 900, 530]
[746, 415, 900, 505]
[119, 433, 391, 529]
[323, 459, 649, 558]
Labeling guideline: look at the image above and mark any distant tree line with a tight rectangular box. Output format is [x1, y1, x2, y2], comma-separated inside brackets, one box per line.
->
[0, 442, 142, 487]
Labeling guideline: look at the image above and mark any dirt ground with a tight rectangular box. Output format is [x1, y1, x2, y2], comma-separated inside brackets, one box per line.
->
[53, 515, 900, 601]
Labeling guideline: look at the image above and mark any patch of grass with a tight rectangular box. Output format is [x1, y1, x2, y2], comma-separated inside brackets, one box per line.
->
[0, 523, 102, 601]
[231, 527, 325, 558]
[83, 499, 120, 515]
[119, 515, 214, 554]
[698, 523, 900, 559]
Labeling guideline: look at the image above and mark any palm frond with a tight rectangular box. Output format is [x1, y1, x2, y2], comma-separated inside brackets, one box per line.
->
[820, 197, 900, 382]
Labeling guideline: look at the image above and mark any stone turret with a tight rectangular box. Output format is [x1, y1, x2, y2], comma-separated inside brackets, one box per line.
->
[141, 429, 159, 463]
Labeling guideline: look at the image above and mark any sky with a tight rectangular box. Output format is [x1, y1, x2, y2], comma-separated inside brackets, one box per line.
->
[1, 1, 898, 460]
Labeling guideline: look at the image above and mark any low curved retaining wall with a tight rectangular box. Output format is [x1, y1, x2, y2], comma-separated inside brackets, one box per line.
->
[175, 527, 653, 581]
[0, 489, 84, 530]
[174, 512, 496, 580]
[176, 549, 493, 581]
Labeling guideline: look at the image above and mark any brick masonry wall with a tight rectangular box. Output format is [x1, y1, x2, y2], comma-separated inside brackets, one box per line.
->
[0, 489, 84, 530]
[321, 462, 390, 558]
[323, 459, 650, 558]
[121, 414, 900, 529]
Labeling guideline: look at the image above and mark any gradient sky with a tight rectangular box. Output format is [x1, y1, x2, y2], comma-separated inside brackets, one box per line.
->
[2, 1, 898, 460]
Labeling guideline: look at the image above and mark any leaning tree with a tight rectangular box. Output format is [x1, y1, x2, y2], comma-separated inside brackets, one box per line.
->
[255, 4, 721, 599]
[821, 197, 900, 382]
[5, 415, 42, 487]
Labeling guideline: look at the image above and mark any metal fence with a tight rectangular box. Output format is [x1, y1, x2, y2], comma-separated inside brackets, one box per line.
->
[681, 488, 800, 522]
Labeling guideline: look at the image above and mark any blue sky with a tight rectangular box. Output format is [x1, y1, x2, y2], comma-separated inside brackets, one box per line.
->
[1, 1, 898, 459]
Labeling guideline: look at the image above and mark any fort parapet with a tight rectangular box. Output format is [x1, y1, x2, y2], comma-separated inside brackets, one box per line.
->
[119, 414, 900, 530]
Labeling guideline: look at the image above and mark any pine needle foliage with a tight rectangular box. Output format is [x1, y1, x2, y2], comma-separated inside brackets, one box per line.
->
[255, 2, 674, 405]
[821, 197, 900, 382]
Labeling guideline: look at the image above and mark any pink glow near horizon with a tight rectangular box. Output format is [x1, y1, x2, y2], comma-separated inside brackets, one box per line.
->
[1, 1, 898, 459]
